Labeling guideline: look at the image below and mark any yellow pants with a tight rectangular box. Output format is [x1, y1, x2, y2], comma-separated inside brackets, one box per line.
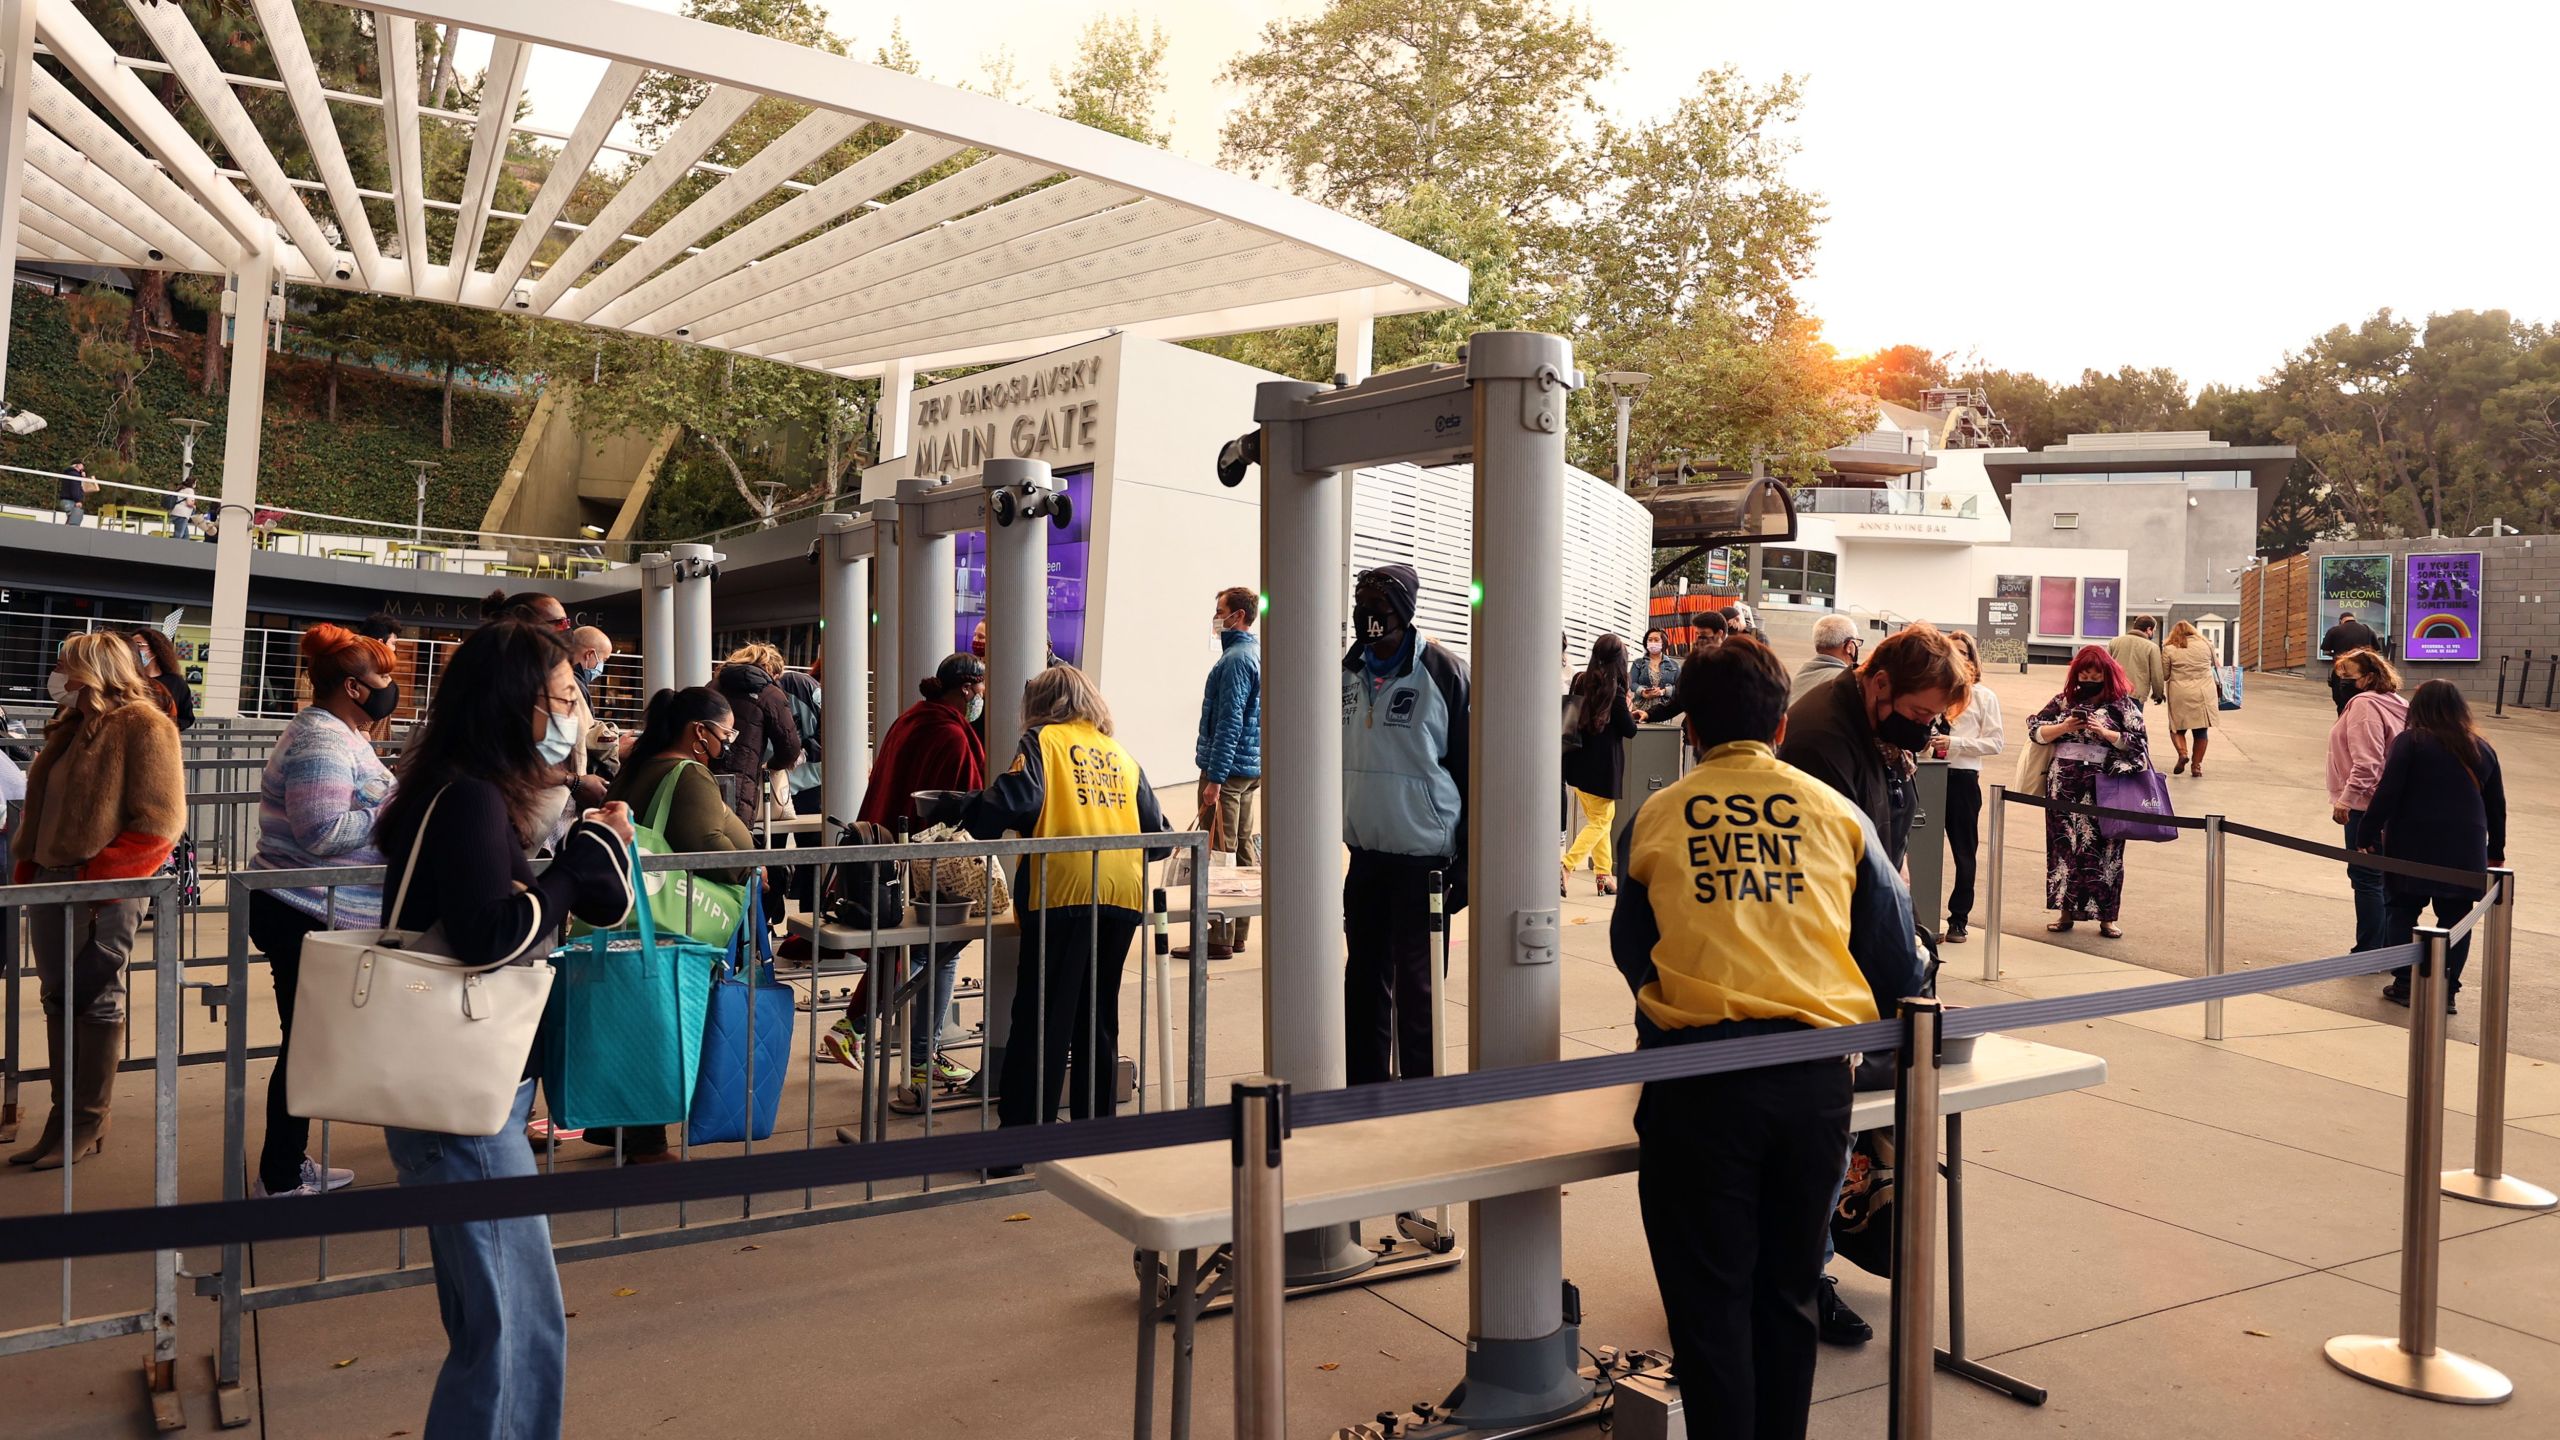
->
[1562, 789, 1617, 875]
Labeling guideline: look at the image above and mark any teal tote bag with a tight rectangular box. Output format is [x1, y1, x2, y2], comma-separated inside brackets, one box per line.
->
[539, 841, 720, 1131]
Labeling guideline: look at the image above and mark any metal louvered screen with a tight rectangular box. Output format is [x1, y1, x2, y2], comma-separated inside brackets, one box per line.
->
[1349, 463, 1652, 671]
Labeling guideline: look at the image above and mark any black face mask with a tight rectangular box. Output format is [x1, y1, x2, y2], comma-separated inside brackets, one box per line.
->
[698, 727, 734, 765]
[2073, 680, 2103, 700]
[357, 679, 401, 722]
[1353, 603, 1393, 643]
[1876, 710, 1934, 752]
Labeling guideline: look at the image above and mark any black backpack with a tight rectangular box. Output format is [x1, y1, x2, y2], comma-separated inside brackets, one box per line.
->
[819, 820, 905, 933]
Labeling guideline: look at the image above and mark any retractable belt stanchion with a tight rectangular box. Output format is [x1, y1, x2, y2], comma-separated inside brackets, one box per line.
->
[2442, 871, 2556, 1211]
[2325, 927, 2514, 1404]
[1890, 999, 1945, 1440]
[2202, 814, 2227, 1042]
[1230, 1078, 1289, 1440]
[1981, 786, 2005, 982]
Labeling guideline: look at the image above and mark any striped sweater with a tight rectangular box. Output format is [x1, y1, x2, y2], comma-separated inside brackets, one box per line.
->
[248, 707, 392, 927]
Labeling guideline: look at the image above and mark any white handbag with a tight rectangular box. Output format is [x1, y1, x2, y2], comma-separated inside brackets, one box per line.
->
[286, 788, 556, 1137]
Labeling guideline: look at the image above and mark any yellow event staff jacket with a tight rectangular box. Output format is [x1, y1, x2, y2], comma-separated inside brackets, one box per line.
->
[957, 721, 1169, 912]
[1611, 740, 1924, 1046]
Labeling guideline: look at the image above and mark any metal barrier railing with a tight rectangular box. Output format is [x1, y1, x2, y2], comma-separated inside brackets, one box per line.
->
[0, 873, 187, 1430]
[199, 828, 1216, 1427]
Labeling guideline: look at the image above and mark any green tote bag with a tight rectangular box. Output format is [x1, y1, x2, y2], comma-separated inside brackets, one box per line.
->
[631, 760, 751, 947]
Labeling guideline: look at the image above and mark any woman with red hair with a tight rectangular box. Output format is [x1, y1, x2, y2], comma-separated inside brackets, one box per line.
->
[2025, 645, 2152, 938]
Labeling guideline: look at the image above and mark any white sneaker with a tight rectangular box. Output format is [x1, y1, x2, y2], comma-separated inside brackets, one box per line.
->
[255, 1156, 354, 1197]
[252, 1176, 320, 1198]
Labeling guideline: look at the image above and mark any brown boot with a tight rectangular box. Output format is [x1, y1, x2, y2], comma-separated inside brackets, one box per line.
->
[5, 1018, 66, 1166]
[31, 1020, 119, 1172]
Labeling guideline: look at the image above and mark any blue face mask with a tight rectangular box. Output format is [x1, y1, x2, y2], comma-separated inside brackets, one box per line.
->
[537, 709, 579, 766]
[575, 661, 604, 685]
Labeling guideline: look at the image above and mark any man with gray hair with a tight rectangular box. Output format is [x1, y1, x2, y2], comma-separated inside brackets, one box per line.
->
[1791, 614, 1861, 703]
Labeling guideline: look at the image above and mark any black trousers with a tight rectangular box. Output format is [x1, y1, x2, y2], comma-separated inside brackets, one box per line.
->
[248, 892, 323, 1195]
[1944, 767, 1983, 928]
[998, 905, 1140, 1128]
[2384, 892, 2478, 994]
[1636, 1056, 1852, 1440]
[1343, 851, 1444, 1085]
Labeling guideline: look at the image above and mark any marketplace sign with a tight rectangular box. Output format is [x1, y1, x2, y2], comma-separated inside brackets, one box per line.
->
[2316, 554, 2394, 642]
[2403, 552, 2484, 662]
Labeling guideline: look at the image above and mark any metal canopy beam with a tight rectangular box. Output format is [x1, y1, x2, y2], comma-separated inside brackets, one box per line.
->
[437, 35, 531, 297]
[249, 0, 385, 286]
[123, 0, 338, 273]
[525, 84, 758, 313]
[376, 13, 430, 293]
[484, 60, 645, 298]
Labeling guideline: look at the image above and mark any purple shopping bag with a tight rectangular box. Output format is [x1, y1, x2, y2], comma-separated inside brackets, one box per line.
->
[2095, 769, 2179, 843]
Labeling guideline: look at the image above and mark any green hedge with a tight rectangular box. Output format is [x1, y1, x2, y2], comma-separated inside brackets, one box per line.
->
[2, 286, 527, 530]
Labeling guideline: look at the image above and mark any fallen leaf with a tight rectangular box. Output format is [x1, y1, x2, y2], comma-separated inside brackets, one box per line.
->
[333, 1357, 356, 1369]
[1569, 916, 1591, 926]
[614, 1287, 638, 1298]
[2244, 1328, 2272, 1338]
[737, 1244, 762, 1253]
[1317, 1362, 1339, 1371]
[1379, 1350, 1400, 1362]
[1004, 1212, 1032, 1223]
[563, 1313, 578, 1320]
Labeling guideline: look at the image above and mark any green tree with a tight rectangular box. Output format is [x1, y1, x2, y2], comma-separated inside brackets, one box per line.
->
[61, 288, 159, 476]
[1054, 15, 1171, 145]
[1853, 345, 1950, 409]
[2054, 365, 2193, 437]
[1217, 0, 1615, 222]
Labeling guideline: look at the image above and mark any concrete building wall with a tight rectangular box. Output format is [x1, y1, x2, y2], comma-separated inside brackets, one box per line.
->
[2304, 534, 2560, 712]
[2006, 480, 2211, 604]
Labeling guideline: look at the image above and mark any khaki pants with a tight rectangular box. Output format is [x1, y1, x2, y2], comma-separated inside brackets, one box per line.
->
[1214, 777, 1261, 867]
[28, 866, 141, 1024]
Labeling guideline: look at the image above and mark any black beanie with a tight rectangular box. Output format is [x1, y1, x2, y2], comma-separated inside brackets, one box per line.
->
[1362, 563, 1419, 628]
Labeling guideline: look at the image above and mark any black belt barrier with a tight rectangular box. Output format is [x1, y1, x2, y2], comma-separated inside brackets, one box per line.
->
[0, 938, 2427, 1266]
[1998, 789, 2494, 892]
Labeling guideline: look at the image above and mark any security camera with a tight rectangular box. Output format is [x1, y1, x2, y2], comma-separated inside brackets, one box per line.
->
[511, 282, 534, 310]
[1049, 493, 1072, 531]
[147, 247, 166, 262]
[332, 258, 353, 281]
[1215, 431, 1260, 488]
[675, 326, 692, 338]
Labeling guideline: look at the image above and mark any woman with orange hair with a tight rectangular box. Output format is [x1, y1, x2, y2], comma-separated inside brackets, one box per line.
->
[2024, 645, 2152, 938]
[6, 632, 184, 1169]
[241, 624, 399, 1196]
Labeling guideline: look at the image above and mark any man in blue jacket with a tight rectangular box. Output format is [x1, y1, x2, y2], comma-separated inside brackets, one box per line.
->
[1341, 563, 1469, 1085]
[1181, 586, 1263, 960]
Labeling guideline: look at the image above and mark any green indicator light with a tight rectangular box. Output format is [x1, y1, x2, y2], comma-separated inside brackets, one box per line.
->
[1469, 579, 1485, 608]
[1258, 592, 1271, 614]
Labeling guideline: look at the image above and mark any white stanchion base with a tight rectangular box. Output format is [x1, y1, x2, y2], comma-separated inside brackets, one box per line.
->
[2442, 1168, 2559, 1211]
[2323, 1335, 2513, 1404]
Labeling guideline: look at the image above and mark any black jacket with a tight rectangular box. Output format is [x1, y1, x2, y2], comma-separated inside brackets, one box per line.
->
[712, 663, 802, 821]
[1777, 668, 1904, 862]
[1562, 691, 1640, 801]
[2321, 620, 2380, 658]
[2364, 730, 2505, 900]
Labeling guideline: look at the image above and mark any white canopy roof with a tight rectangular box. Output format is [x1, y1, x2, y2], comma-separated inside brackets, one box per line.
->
[1, 0, 1467, 378]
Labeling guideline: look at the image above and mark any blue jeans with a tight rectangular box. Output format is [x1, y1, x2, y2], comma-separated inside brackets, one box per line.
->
[382, 1080, 566, 1440]
[911, 939, 968, 1066]
[2344, 812, 2389, 954]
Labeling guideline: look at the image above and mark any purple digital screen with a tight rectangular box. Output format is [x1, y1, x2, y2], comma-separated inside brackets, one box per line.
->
[954, 466, 1094, 666]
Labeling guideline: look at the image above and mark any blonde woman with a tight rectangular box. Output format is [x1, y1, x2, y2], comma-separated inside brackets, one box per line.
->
[7, 633, 184, 1169]
[1931, 630, 2005, 943]
[2161, 620, 2220, 775]
[712, 641, 802, 825]
[925, 665, 1168, 1163]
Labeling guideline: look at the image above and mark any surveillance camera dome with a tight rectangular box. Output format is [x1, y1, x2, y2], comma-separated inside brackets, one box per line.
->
[676, 327, 692, 338]
[148, 248, 166, 262]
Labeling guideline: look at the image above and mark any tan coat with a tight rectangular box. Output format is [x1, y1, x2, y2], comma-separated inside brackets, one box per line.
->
[9, 701, 184, 878]
[2163, 638, 2220, 731]
[2106, 632, 2167, 706]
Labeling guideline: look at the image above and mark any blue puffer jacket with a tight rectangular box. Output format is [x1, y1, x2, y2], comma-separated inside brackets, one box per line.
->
[1196, 630, 1262, 783]
[1341, 628, 1468, 863]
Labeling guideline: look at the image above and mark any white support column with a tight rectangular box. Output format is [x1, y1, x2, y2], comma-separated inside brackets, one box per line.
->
[0, 0, 37, 400]
[869, 500, 901, 744]
[895, 478, 957, 703]
[671, 542, 716, 688]
[877, 359, 917, 462]
[637, 553, 676, 699]
[815, 515, 873, 829]
[200, 251, 277, 719]
[1333, 304, 1375, 629]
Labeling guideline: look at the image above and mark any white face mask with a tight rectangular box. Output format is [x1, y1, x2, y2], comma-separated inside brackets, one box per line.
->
[966, 693, 985, 723]
[47, 670, 72, 703]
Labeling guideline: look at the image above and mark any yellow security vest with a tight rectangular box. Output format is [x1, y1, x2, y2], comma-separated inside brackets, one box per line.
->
[1623, 740, 1882, 1032]
[1024, 721, 1147, 910]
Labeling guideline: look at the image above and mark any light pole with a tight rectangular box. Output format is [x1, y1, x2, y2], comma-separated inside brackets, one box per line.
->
[1599, 371, 1650, 491]
[406, 458, 440, 543]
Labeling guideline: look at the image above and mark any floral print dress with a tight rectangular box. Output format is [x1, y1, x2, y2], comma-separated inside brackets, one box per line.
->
[2029, 694, 2151, 922]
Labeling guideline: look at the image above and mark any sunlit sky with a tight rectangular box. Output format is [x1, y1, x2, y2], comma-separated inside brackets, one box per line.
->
[500, 0, 2559, 391]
